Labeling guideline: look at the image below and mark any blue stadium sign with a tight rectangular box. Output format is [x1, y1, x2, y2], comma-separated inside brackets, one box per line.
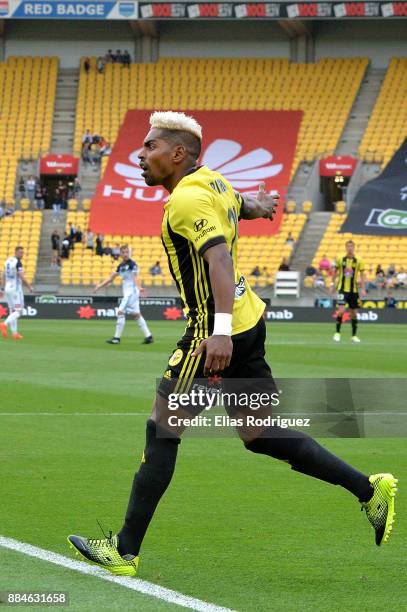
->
[5, 0, 137, 18]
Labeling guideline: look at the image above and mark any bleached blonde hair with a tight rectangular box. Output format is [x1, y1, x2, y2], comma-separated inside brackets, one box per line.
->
[149, 111, 202, 141]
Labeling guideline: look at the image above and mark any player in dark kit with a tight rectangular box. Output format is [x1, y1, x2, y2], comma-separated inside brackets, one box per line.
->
[67, 112, 398, 576]
[332, 240, 366, 343]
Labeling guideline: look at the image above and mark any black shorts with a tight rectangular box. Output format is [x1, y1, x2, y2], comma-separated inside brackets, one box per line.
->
[337, 292, 360, 309]
[157, 316, 277, 400]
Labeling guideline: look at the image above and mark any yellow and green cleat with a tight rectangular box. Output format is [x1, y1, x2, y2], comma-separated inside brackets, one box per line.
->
[362, 473, 398, 546]
[67, 533, 139, 576]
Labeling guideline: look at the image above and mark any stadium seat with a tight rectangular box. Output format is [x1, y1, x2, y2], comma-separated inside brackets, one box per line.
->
[335, 201, 347, 214]
[0, 57, 58, 203]
[359, 58, 407, 167]
[286, 200, 297, 214]
[302, 201, 313, 214]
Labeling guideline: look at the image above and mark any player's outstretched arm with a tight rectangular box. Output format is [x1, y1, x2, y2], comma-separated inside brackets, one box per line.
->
[94, 272, 117, 293]
[239, 182, 279, 220]
[192, 243, 234, 374]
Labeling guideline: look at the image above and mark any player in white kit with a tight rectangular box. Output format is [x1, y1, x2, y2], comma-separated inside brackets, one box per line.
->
[94, 245, 153, 345]
[0, 246, 33, 340]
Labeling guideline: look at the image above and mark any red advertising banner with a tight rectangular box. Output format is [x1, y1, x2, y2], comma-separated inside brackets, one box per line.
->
[319, 155, 357, 177]
[40, 154, 79, 175]
[90, 109, 302, 236]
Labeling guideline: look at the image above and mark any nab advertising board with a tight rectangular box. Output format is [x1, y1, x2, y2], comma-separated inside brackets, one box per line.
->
[90, 109, 302, 237]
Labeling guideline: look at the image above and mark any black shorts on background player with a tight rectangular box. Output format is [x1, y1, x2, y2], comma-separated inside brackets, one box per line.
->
[337, 292, 360, 309]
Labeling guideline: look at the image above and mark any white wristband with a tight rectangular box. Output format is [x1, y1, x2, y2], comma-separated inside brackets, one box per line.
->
[213, 313, 233, 336]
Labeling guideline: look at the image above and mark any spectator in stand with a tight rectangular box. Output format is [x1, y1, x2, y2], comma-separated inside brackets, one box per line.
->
[89, 142, 101, 166]
[318, 254, 331, 272]
[375, 270, 386, 290]
[279, 258, 290, 271]
[99, 137, 111, 156]
[386, 263, 396, 287]
[52, 191, 63, 221]
[305, 264, 317, 277]
[82, 129, 93, 146]
[112, 243, 120, 261]
[84, 57, 91, 74]
[251, 265, 261, 277]
[75, 226, 83, 244]
[96, 56, 105, 74]
[113, 50, 122, 63]
[34, 186, 45, 210]
[105, 49, 114, 63]
[26, 175, 36, 203]
[57, 180, 68, 204]
[0, 203, 5, 220]
[122, 50, 131, 67]
[18, 177, 26, 199]
[95, 234, 104, 256]
[61, 234, 71, 259]
[68, 222, 76, 246]
[82, 142, 92, 164]
[396, 267, 407, 288]
[150, 261, 162, 276]
[103, 242, 113, 257]
[285, 232, 294, 246]
[261, 266, 270, 279]
[86, 229, 94, 250]
[5, 203, 15, 216]
[51, 229, 60, 267]
[376, 263, 384, 275]
[313, 272, 326, 288]
[384, 291, 397, 308]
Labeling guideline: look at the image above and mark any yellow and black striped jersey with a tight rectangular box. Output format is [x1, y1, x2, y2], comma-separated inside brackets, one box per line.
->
[335, 255, 365, 293]
[161, 166, 265, 338]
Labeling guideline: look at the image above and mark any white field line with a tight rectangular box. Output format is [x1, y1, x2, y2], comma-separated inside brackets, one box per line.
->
[0, 536, 237, 612]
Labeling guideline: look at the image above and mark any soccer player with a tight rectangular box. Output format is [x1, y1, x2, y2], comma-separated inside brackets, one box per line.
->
[68, 112, 398, 575]
[332, 240, 366, 343]
[94, 244, 153, 345]
[0, 246, 33, 340]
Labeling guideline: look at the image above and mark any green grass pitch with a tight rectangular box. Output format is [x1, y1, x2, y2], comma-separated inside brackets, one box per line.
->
[0, 320, 406, 611]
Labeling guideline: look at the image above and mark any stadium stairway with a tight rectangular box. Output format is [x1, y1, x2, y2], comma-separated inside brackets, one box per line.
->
[289, 212, 331, 275]
[336, 67, 386, 157]
[51, 68, 79, 154]
[79, 162, 101, 202]
[34, 210, 66, 291]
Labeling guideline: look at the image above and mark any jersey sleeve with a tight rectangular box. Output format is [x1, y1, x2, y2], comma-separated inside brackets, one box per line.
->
[335, 257, 341, 269]
[130, 259, 139, 274]
[169, 188, 226, 256]
[358, 258, 365, 272]
[116, 264, 121, 274]
[16, 260, 23, 272]
[234, 192, 244, 220]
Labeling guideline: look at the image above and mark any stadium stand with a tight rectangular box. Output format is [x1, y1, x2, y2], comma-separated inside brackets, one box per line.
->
[74, 57, 368, 177]
[71, 57, 367, 288]
[0, 212, 42, 284]
[61, 211, 306, 287]
[359, 57, 407, 166]
[311, 213, 407, 286]
[0, 57, 58, 206]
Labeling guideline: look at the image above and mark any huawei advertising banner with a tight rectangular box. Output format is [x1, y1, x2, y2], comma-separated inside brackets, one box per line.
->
[341, 138, 407, 236]
[90, 110, 303, 236]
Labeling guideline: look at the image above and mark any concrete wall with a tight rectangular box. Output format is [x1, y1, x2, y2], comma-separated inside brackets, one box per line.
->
[4, 21, 135, 67]
[158, 21, 289, 58]
[314, 21, 407, 68]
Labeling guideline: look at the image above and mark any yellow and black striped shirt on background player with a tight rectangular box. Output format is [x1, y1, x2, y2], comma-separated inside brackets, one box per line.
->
[335, 255, 365, 293]
[161, 165, 265, 340]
